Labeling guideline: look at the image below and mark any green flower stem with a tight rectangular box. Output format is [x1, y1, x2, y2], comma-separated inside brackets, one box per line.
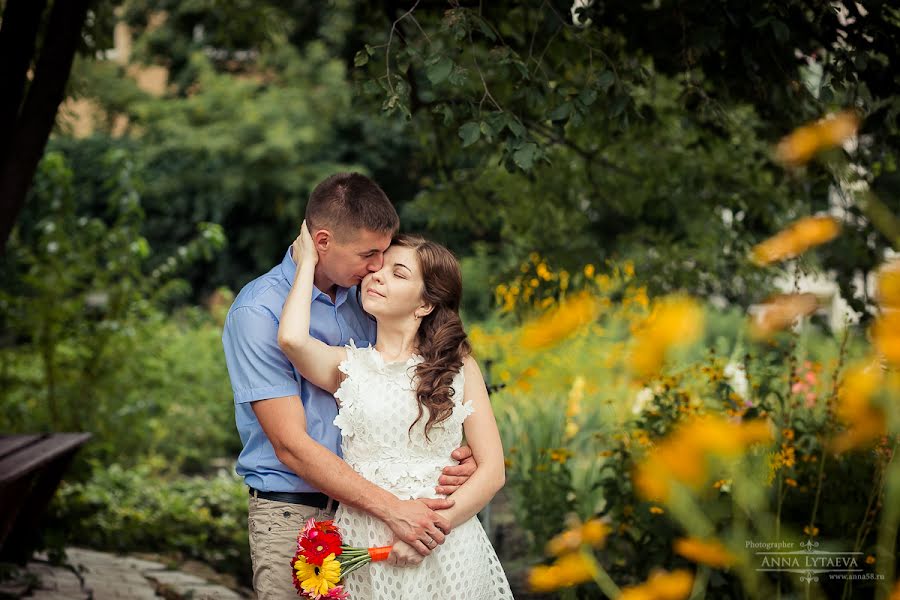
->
[857, 189, 900, 251]
[688, 565, 709, 600]
[874, 445, 900, 600]
[581, 549, 620, 598]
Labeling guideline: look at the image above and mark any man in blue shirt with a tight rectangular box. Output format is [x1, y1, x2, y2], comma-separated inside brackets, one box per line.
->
[222, 173, 475, 598]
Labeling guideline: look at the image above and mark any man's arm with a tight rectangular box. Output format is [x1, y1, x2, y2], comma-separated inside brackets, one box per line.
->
[252, 395, 452, 555]
[433, 356, 506, 529]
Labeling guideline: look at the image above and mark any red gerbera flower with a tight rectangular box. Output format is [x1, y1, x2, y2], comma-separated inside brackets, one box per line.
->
[300, 528, 343, 565]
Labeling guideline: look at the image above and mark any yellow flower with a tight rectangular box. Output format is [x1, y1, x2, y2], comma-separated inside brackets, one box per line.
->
[549, 448, 573, 463]
[619, 569, 694, 600]
[584, 264, 596, 278]
[294, 553, 341, 597]
[546, 519, 610, 556]
[775, 110, 859, 166]
[521, 292, 599, 350]
[785, 477, 798, 487]
[891, 580, 900, 600]
[803, 525, 820, 537]
[633, 416, 772, 502]
[872, 311, 900, 366]
[831, 360, 886, 453]
[528, 552, 597, 592]
[649, 506, 665, 515]
[866, 555, 876, 565]
[629, 296, 704, 379]
[751, 216, 841, 266]
[749, 293, 820, 339]
[536, 262, 552, 281]
[674, 537, 738, 568]
[877, 262, 900, 308]
[566, 376, 585, 418]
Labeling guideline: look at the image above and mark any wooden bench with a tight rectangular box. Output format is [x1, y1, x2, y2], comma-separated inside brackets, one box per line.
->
[0, 433, 91, 564]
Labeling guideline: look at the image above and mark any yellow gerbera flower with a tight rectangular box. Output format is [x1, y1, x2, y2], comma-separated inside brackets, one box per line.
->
[294, 553, 341, 596]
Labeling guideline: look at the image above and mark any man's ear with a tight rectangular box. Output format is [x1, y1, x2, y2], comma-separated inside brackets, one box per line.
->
[312, 229, 332, 253]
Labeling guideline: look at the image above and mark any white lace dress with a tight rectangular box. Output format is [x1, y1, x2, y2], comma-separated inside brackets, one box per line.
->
[331, 341, 514, 600]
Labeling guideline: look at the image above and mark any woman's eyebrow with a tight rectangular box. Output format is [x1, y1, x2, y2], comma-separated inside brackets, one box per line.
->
[394, 263, 412, 273]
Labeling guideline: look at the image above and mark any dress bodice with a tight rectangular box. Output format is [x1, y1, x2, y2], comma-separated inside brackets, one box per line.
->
[332, 340, 473, 500]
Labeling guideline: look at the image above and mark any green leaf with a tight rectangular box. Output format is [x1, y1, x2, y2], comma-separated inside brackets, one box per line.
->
[507, 118, 526, 138]
[513, 143, 538, 170]
[578, 88, 598, 106]
[771, 19, 789, 43]
[459, 122, 481, 147]
[548, 102, 572, 121]
[426, 56, 454, 85]
[596, 71, 615, 90]
[353, 50, 369, 67]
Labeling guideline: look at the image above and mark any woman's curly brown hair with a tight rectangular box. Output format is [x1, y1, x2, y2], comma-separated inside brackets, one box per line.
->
[392, 234, 471, 440]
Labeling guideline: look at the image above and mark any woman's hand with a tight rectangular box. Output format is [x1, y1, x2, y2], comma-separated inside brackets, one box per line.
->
[386, 540, 425, 567]
[292, 220, 318, 267]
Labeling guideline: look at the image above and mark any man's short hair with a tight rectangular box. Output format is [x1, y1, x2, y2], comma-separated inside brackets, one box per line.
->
[305, 173, 400, 241]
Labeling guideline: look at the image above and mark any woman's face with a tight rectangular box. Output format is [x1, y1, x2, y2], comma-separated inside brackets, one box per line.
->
[360, 245, 427, 321]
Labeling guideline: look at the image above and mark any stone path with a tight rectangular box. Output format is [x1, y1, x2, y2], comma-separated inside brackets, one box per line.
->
[10, 548, 251, 600]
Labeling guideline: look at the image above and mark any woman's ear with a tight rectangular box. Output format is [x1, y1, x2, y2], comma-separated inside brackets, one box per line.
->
[415, 303, 435, 320]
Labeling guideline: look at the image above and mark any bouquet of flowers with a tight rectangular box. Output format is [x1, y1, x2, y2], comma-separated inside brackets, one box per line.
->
[291, 518, 392, 598]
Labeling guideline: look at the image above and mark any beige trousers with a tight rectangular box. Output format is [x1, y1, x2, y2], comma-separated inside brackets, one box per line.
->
[248, 495, 337, 599]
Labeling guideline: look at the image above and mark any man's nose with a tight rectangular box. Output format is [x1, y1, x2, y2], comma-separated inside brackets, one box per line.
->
[368, 256, 384, 272]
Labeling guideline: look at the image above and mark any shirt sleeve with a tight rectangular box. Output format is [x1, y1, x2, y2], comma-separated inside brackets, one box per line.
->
[222, 305, 301, 404]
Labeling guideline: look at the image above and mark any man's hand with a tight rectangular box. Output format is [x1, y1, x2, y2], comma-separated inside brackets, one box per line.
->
[436, 445, 477, 496]
[387, 540, 424, 567]
[382, 498, 453, 557]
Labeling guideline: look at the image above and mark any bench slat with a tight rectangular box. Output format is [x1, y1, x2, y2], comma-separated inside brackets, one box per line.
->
[0, 433, 92, 485]
[0, 435, 43, 462]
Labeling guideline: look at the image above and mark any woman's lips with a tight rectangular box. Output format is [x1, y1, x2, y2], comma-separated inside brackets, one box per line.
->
[366, 288, 385, 298]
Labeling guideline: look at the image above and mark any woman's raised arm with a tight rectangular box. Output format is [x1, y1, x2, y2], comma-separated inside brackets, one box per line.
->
[277, 221, 347, 395]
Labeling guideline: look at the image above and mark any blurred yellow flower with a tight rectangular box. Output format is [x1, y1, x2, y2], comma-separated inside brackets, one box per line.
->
[629, 296, 704, 380]
[546, 519, 609, 556]
[749, 293, 820, 339]
[876, 262, 900, 308]
[674, 537, 738, 568]
[831, 360, 886, 453]
[803, 525, 820, 537]
[890, 579, 900, 600]
[566, 376, 585, 418]
[634, 416, 773, 502]
[775, 110, 859, 166]
[619, 569, 694, 600]
[872, 311, 900, 366]
[528, 552, 597, 592]
[584, 264, 596, 278]
[536, 262, 552, 281]
[649, 506, 665, 515]
[521, 292, 600, 350]
[751, 216, 841, 266]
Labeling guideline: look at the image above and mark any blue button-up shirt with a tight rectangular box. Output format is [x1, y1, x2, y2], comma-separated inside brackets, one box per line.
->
[222, 248, 376, 492]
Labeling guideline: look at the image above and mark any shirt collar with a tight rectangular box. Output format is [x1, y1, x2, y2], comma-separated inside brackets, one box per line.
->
[280, 247, 350, 307]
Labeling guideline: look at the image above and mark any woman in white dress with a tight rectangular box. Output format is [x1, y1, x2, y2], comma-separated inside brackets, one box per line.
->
[278, 221, 514, 599]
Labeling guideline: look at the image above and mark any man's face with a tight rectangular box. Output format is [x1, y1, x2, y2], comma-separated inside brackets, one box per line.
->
[318, 227, 393, 289]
